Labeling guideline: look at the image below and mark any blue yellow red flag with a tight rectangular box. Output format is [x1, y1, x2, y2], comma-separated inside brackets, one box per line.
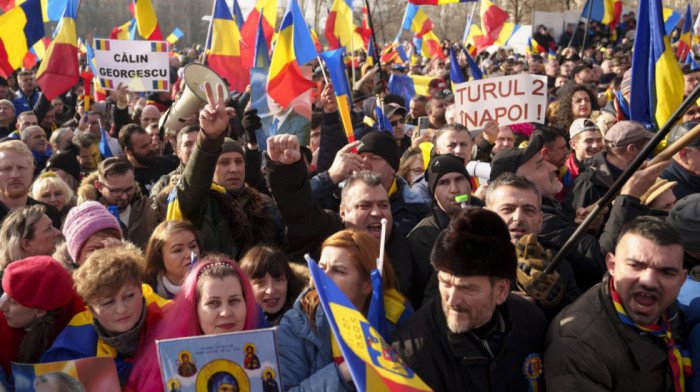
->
[479, 0, 509, 43]
[241, 0, 277, 71]
[132, 0, 163, 40]
[401, 4, 434, 38]
[254, 9, 271, 68]
[165, 27, 184, 45]
[367, 35, 377, 65]
[630, 0, 684, 131]
[306, 256, 430, 392]
[461, 46, 482, 80]
[581, 0, 622, 27]
[389, 74, 434, 105]
[0, 0, 44, 77]
[36, 0, 80, 101]
[232, 0, 244, 30]
[267, 0, 318, 108]
[663, 8, 682, 36]
[420, 30, 444, 59]
[676, 3, 692, 61]
[548, 48, 557, 60]
[319, 48, 356, 143]
[449, 46, 466, 84]
[208, 0, 247, 93]
[325, 0, 354, 50]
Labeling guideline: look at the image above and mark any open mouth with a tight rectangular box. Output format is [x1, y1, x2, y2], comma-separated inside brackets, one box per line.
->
[632, 291, 658, 312]
[367, 222, 382, 234]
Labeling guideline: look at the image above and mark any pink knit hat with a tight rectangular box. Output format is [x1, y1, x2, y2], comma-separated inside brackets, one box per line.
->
[62, 201, 122, 263]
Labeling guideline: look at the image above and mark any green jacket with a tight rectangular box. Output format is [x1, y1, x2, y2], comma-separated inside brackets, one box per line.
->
[176, 134, 282, 259]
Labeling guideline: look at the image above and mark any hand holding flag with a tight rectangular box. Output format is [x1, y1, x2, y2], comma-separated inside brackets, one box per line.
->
[305, 253, 431, 392]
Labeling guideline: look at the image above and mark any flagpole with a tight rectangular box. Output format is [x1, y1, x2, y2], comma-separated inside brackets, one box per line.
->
[377, 218, 387, 275]
[579, 0, 594, 58]
[202, 0, 217, 65]
[351, 33, 357, 84]
[543, 81, 700, 276]
[463, 1, 477, 44]
[317, 56, 330, 84]
[363, 0, 385, 83]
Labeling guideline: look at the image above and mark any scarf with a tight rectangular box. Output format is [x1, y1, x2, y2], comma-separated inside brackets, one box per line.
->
[609, 278, 692, 392]
[93, 297, 147, 359]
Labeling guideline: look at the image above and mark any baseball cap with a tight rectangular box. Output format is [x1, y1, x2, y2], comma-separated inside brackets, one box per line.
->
[604, 121, 655, 147]
[433, 88, 455, 101]
[569, 118, 600, 139]
[667, 121, 700, 148]
[490, 134, 544, 181]
[428, 78, 447, 90]
[385, 103, 407, 118]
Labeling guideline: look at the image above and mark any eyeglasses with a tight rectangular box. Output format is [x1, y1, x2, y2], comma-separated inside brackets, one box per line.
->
[390, 118, 406, 126]
[99, 182, 135, 197]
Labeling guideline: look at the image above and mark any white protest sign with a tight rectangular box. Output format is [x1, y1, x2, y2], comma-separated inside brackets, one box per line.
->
[93, 38, 170, 92]
[454, 74, 547, 129]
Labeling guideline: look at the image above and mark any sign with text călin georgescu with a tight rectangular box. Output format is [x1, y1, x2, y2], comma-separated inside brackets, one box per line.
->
[93, 38, 170, 92]
[454, 74, 547, 128]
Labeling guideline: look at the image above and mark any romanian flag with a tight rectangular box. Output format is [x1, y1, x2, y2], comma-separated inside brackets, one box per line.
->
[309, 26, 322, 53]
[527, 37, 546, 54]
[367, 35, 377, 65]
[548, 48, 557, 59]
[267, 0, 318, 109]
[12, 357, 121, 392]
[461, 46, 482, 80]
[413, 30, 444, 60]
[581, 0, 622, 29]
[449, 46, 466, 85]
[663, 8, 682, 36]
[320, 48, 355, 143]
[2, 0, 74, 22]
[355, 4, 372, 46]
[100, 122, 113, 158]
[463, 17, 482, 48]
[306, 256, 429, 392]
[0, 0, 44, 77]
[165, 27, 184, 45]
[409, 0, 472, 4]
[254, 11, 271, 68]
[22, 36, 49, 70]
[493, 22, 520, 46]
[110, 18, 137, 40]
[676, 4, 692, 61]
[208, 0, 246, 93]
[630, 0, 684, 131]
[232, 0, 244, 30]
[37, 0, 80, 101]
[325, 0, 354, 50]
[77, 36, 86, 54]
[241, 0, 277, 69]
[479, 0, 509, 44]
[388, 74, 434, 107]
[41, 284, 170, 383]
[401, 4, 435, 38]
[132, 0, 163, 41]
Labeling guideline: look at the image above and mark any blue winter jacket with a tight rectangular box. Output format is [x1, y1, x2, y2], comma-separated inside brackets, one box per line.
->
[277, 289, 401, 392]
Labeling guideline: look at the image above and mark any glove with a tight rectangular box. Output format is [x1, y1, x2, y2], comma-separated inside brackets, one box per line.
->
[241, 108, 261, 145]
[515, 233, 565, 308]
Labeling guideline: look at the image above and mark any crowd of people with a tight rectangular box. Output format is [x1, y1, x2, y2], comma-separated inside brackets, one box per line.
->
[0, 11, 700, 391]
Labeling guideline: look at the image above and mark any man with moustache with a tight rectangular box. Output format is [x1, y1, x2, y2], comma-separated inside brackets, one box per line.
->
[545, 217, 690, 392]
[392, 208, 547, 391]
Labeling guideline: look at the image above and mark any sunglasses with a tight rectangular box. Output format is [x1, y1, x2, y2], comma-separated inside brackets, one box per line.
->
[390, 118, 406, 126]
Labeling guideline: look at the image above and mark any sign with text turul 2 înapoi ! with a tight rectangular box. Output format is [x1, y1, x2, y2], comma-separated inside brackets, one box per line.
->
[453, 74, 548, 129]
[93, 38, 170, 92]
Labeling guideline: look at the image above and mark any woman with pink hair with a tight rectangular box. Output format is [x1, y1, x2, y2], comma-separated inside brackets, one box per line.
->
[125, 258, 259, 391]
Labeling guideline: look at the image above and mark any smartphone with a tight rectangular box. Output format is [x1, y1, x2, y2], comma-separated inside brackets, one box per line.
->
[416, 116, 430, 136]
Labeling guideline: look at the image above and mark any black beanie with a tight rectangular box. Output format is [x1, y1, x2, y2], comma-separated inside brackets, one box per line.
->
[357, 131, 400, 171]
[46, 151, 81, 182]
[221, 137, 245, 156]
[426, 154, 469, 196]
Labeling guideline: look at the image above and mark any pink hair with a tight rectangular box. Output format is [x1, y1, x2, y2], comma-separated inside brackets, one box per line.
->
[125, 260, 259, 391]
